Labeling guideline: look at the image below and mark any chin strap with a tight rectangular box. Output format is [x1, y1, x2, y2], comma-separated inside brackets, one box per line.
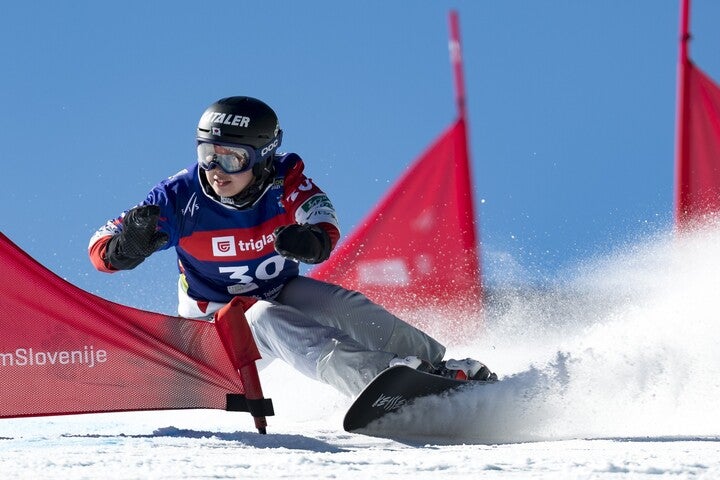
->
[230, 161, 275, 208]
[200, 160, 275, 210]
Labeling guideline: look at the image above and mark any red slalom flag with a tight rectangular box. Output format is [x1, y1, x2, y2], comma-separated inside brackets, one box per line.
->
[0, 232, 271, 430]
[675, 0, 720, 226]
[311, 118, 481, 314]
[311, 11, 482, 320]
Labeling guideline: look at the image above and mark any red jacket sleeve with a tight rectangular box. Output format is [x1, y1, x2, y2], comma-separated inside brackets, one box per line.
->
[88, 235, 117, 273]
[282, 157, 341, 249]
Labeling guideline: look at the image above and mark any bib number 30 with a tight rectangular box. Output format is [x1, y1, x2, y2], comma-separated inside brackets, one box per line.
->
[219, 255, 286, 295]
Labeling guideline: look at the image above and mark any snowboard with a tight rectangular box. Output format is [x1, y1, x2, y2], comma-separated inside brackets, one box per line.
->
[343, 365, 488, 432]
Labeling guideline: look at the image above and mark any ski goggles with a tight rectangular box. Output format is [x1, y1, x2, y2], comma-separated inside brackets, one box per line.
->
[197, 133, 282, 174]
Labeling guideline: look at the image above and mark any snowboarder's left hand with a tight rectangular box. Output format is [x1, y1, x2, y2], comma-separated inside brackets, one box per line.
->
[273, 223, 331, 264]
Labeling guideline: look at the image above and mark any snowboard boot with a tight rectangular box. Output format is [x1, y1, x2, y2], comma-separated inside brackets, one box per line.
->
[435, 358, 497, 381]
[388, 355, 434, 371]
[389, 356, 497, 382]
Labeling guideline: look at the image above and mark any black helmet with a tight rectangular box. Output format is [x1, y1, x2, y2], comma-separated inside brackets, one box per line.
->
[197, 96, 282, 150]
[197, 97, 282, 209]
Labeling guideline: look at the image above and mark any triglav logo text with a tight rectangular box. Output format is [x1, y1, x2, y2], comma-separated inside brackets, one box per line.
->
[211, 233, 276, 257]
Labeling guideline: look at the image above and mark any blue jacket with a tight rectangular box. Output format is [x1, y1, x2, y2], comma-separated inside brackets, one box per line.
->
[89, 153, 340, 303]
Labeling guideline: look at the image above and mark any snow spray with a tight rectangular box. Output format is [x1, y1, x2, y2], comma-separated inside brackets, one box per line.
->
[413, 218, 720, 444]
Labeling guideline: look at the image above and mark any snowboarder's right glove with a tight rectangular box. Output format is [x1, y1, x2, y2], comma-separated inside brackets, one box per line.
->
[273, 223, 331, 264]
[105, 205, 168, 270]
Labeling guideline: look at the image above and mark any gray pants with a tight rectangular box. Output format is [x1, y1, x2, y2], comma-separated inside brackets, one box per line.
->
[244, 276, 446, 396]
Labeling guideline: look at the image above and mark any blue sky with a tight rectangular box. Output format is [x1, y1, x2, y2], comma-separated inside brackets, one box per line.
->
[1, 1, 718, 313]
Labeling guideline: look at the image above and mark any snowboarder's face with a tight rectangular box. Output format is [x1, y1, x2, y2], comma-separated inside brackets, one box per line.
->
[203, 166, 254, 197]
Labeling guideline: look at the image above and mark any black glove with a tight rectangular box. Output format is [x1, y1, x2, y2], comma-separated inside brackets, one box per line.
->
[105, 205, 168, 270]
[273, 223, 331, 264]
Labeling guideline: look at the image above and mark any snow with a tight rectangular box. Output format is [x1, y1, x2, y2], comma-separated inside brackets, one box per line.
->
[2, 221, 720, 479]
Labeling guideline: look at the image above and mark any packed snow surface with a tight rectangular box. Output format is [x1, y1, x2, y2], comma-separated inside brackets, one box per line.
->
[2, 221, 720, 479]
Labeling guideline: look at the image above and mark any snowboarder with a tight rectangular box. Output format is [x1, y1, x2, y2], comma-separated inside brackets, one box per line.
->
[88, 96, 496, 396]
